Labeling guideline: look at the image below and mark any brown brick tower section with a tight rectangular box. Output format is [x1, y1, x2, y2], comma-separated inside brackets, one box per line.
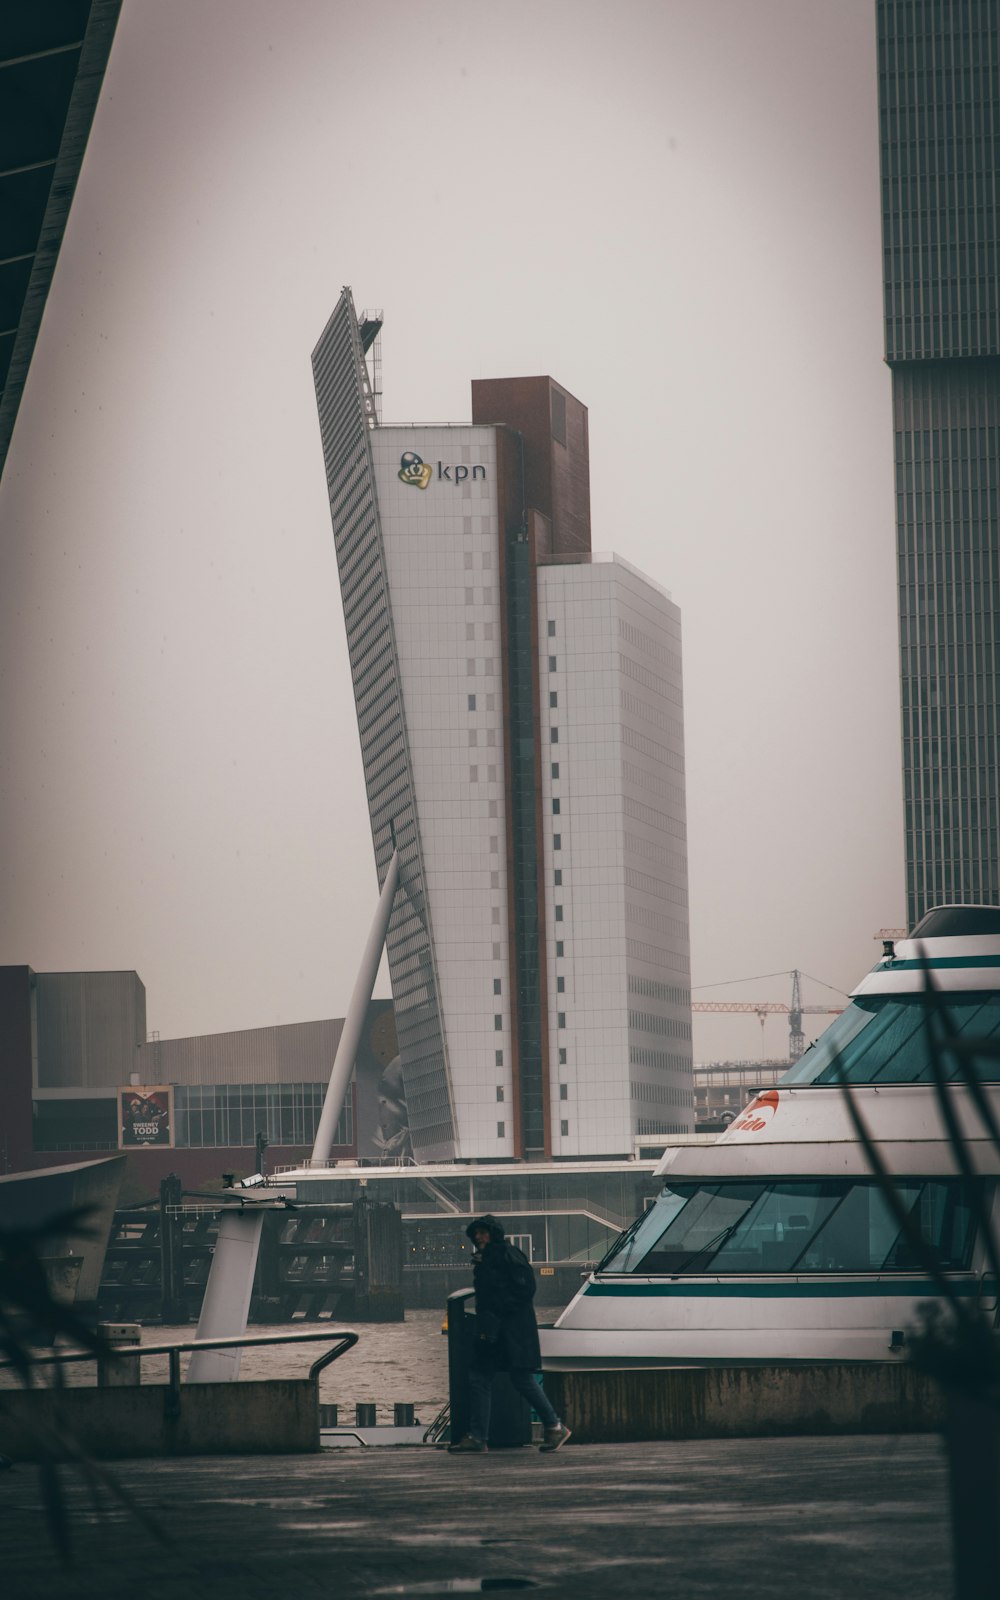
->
[471, 377, 592, 557]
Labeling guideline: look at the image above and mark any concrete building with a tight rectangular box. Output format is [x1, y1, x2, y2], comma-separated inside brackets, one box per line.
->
[312, 292, 693, 1163]
[877, 0, 1000, 923]
[692, 1061, 790, 1130]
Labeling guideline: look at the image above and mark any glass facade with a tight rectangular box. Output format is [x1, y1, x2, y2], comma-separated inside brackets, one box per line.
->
[506, 534, 547, 1155]
[173, 1083, 351, 1149]
[878, 2, 1000, 924]
[292, 1164, 661, 1266]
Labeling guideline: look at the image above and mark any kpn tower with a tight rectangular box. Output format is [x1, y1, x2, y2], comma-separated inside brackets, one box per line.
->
[313, 289, 693, 1163]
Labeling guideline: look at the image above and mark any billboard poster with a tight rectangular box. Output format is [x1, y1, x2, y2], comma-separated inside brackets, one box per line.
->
[118, 1085, 174, 1148]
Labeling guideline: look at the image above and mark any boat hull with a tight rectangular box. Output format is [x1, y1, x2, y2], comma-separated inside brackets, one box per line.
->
[541, 1272, 989, 1367]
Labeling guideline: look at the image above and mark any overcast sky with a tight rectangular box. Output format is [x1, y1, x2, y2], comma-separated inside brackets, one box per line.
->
[0, 0, 902, 1063]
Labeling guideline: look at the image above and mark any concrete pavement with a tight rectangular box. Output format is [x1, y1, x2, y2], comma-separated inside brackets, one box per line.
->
[1, 1434, 952, 1599]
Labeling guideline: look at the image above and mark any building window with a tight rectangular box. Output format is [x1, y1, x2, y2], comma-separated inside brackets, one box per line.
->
[493, 978, 501, 995]
[557, 976, 565, 993]
[494, 1014, 503, 1030]
[495, 1050, 503, 1066]
[469, 766, 478, 782]
[554, 869, 562, 886]
[560, 1120, 569, 1137]
[548, 620, 556, 636]
[552, 798, 561, 814]
[172, 1082, 347, 1149]
[557, 1012, 566, 1028]
[497, 1122, 505, 1138]
[555, 941, 564, 957]
[468, 694, 476, 710]
[549, 692, 558, 708]
[496, 1086, 505, 1102]
[559, 1048, 567, 1065]
[553, 834, 561, 850]
[559, 1083, 568, 1100]
[548, 656, 557, 672]
[551, 762, 559, 779]
[550, 727, 559, 743]
[555, 905, 563, 921]
[469, 730, 478, 746]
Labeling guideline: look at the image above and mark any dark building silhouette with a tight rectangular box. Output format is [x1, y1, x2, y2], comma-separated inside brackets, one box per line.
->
[877, 1, 1000, 923]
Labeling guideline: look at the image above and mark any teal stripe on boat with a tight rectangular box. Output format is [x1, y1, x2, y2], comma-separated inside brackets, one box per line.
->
[882, 956, 1000, 972]
[584, 1278, 982, 1299]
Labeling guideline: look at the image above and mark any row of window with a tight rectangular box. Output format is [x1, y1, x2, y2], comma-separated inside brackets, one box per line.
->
[605, 1178, 975, 1276]
[175, 1083, 352, 1149]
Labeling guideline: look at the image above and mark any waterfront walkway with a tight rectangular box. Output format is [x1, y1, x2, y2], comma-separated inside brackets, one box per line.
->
[2, 1434, 951, 1599]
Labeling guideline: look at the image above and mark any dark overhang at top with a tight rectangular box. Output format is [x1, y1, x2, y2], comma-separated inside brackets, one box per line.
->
[0, 0, 121, 484]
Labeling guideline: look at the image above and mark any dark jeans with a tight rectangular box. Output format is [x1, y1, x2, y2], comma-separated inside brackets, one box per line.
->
[468, 1354, 559, 1442]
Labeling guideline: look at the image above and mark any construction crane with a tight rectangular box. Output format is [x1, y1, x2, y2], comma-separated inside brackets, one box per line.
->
[691, 969, 845, 1062]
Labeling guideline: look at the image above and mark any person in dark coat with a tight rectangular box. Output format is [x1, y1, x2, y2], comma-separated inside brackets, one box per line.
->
[448, 1214, 571, 1454]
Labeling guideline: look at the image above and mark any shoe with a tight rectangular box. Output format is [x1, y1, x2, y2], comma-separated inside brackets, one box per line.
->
[539, 1423, 572, 1453]
[448, 1434, 488, 1453]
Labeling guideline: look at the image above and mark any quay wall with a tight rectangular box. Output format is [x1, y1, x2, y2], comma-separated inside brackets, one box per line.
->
[0, 1379, 319, 1460]
[542, 1363, 947, 1442]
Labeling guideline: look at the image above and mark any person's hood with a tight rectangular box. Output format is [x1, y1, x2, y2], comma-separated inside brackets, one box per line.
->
[466, 1214, 505, 1243]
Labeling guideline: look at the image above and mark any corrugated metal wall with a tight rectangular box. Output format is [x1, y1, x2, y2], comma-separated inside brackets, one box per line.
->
[35, 972, 147, 1088]
[138, 1018, 345, 1086]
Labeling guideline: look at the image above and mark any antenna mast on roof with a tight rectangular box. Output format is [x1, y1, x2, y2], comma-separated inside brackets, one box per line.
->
[358, 307, 383, 425]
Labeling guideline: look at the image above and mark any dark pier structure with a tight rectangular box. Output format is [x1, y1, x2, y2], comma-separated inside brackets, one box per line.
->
[97, 1180, 404, 1324]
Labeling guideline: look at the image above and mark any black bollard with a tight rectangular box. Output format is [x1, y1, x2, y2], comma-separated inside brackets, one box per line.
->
[394, 1403, 415, 1426]
[355, 1403, 377, 1427]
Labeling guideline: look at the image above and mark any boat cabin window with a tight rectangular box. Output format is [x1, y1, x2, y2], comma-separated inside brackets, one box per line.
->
[602, 1177, 977, 1276]
[779, 992, 1000, 1085]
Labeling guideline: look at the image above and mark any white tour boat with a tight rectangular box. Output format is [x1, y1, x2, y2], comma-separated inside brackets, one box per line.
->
[541, 905, 1000, 1367]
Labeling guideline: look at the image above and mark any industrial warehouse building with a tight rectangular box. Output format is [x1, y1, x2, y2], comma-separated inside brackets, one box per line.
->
[0, 963, 395, 1188]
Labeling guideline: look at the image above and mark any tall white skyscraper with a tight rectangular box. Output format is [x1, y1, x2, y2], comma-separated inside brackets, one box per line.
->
[313, 290, 692, 1162]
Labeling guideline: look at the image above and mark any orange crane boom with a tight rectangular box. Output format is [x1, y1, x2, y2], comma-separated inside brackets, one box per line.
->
[691, 970, 844, 1061]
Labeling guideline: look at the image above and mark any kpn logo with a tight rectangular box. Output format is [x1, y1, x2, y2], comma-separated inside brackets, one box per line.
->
[398, 449, 487, 489]
[398, 450, 433, 491]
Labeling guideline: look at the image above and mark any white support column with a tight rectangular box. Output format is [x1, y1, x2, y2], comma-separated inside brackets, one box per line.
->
[186, 1207, 265, 1383]
[312, 849, 400, 1165]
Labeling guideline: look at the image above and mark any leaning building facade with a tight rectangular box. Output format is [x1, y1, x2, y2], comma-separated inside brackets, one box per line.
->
[312, 291, 693, 1162]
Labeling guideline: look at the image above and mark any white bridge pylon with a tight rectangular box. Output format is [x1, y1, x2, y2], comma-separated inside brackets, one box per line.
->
[186, 849, 400, 1381]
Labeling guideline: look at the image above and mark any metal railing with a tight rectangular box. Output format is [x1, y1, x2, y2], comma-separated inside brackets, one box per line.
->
[3, 1327, 359, 1419]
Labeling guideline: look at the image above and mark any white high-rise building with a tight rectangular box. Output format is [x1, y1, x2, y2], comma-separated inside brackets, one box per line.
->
[313, 291, 692, 1162]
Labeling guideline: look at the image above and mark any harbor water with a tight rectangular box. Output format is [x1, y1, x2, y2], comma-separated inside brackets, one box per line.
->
[2, 1310, 460, 1424]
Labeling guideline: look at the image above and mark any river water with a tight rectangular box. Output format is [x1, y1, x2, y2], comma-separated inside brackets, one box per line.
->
[8, 1303, 573, 1426]
[150, 1312, 452, 1423]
